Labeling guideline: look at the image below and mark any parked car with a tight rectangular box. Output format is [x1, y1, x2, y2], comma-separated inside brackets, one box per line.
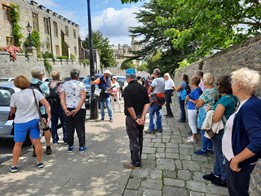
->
[0, 77, 14, 82]
[116, 76, 128, 100]
[83, 74, 102, 107]
[0, 82, 31, 144]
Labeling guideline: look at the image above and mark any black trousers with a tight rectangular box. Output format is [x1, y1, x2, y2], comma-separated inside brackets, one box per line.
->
[66, 108, 86, 147]
[126, 116, 144, 167]
[164, 90, 173, 116]
[225, 159, 256, 196]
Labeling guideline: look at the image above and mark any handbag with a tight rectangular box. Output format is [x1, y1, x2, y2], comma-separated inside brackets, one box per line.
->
[32, 89, 48, 130]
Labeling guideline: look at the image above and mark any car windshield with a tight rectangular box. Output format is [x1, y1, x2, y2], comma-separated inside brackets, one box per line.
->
[0, 87, 14, 106]
[117, 77, 126, 83]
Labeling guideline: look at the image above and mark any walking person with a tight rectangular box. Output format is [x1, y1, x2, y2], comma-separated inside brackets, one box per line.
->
[9, 75, 51, 172]
[175, 74, 190, 123]
[146, 68, 165, 133]
[47, 71, 67, 144]
[31, 68, 52, 155]
[110, 75, 122, 113]
[91, 70, 113, 122]
[163, 73, 175, 118]
[222, 68, 261, 196]
[60, 69, 87, 153]
[123, 69, 150, 169]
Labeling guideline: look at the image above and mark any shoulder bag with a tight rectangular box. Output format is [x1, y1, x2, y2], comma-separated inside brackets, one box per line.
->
[32, 89, 48, 130]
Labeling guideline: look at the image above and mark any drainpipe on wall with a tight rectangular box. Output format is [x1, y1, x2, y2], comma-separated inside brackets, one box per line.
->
[48, 17, 53, 56]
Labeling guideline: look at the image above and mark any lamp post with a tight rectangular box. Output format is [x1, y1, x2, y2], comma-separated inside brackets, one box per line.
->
[26, 22, 32, 47]
[87, 0, 98, 119]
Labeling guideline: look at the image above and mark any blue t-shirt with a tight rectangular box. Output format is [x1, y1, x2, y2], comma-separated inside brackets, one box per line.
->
[187, 87, 202, 110]
[212, 94, 238, 120]
[177, 81, 187, 97]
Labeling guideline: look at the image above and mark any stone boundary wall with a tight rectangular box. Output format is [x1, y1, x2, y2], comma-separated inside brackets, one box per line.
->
[174, 34, 261, 195]
[0, 51, 89, 79]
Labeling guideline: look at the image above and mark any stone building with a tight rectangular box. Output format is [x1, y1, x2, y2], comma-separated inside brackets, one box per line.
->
[111, 36, 141, 68]
[0, 0, 82, 60]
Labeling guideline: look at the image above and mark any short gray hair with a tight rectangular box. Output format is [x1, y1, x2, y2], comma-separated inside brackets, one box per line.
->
[126, 74, 136, 79]
[31, 68, 45, 78]
[153, 68, 161, 76]
[70, 69, 80, 79]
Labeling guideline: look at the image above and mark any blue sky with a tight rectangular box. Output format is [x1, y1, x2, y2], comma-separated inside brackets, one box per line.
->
[35, 0, 145, 45]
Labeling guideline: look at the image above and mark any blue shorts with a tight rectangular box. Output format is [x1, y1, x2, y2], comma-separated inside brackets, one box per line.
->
[14, 119, 40, 142]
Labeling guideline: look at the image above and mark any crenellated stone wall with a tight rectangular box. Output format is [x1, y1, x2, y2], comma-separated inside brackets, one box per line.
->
[174, 34, 261, 195]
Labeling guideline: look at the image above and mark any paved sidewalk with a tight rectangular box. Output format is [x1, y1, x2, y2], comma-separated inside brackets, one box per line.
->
[0, 100, 228, 196]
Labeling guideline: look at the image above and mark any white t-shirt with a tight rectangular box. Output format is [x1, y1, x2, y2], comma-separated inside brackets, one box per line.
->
[165, 79, 175, 90]
[61, 80, 86, 109]
[10, 89, 44, 123]
[222, 99, 248, 161]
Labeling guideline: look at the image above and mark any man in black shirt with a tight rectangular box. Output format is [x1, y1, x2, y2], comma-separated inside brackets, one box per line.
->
[123, 69, 150, 169]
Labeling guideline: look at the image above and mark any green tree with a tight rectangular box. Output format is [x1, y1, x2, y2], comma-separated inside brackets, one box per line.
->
[83, 31, 116, 68]
[129, 0, 195, 74]
[120, 59, 135, 70]
[123, 0, 260, 60]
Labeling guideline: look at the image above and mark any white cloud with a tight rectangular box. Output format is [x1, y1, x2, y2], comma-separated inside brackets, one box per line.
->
[80, 6, 141, 45]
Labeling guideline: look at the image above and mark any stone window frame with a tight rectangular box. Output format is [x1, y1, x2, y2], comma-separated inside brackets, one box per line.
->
[55, 45, 60, 56]
[6, 36, 14, 46]
[32, 12, 39, 31]
[43, 18, 50, 35]
[2, 4, 11, 22]
[65, 26, 69, 37]
[73, 29, 76, 39]
[53, 21, 58, 37]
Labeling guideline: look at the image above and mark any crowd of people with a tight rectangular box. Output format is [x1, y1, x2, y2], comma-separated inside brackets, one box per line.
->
[8, 66, 261, 196]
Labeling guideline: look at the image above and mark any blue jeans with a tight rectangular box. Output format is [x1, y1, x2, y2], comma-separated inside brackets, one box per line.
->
[201, 129, 213, 152]
[178, 96, 186, 121]
[149, 102, 162, 131]
[212, 129, 226, 181]
[51, 104, 67, 143]
[100, 97, 113, 119]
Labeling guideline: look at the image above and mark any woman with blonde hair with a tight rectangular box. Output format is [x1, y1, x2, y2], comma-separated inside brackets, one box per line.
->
[194, 73, 218, 155]
[9, 75, 51, 172]
[222, 67, 261, 196]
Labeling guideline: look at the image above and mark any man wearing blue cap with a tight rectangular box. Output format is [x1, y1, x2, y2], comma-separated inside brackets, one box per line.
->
[123, 68, 150, 169]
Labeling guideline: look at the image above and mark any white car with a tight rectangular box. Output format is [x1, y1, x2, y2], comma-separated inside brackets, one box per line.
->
[116, 76, 128, 100]
[0, 82, 20, 140]
[0, 77, 14, 82]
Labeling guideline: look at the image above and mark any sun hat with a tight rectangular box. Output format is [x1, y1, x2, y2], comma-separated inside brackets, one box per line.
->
[104, 70, 112, 75]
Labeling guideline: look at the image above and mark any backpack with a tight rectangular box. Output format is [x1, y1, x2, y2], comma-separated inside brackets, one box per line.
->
[30, 81, 43, 94]
[46, 82, 61, 106]
[30, 81, 43, 107]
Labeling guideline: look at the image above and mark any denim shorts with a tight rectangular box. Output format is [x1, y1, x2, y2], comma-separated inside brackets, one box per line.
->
[14, 119, 40, 142]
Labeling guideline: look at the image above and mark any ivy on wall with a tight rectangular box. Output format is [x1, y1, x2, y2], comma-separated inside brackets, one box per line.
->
[24, 30, 41, 49]
[10, 4, 23, 47]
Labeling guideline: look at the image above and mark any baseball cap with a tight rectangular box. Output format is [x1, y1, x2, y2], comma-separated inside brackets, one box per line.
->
[125, 68, 136, 77]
